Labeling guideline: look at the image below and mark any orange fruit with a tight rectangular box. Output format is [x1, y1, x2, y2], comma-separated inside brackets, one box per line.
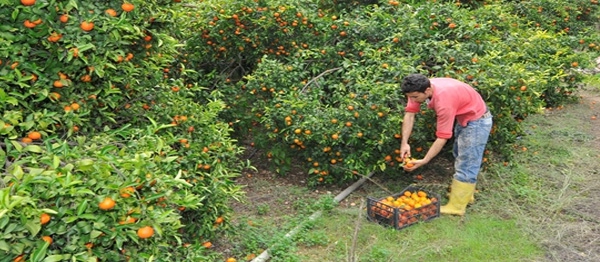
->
[21, 0, 35, 6]
[49, 92, 61, 102]
[226, 258, 237, 262]
[70, 103, 80, 110]
[105, 9, 117, 17]
[202, 241, 213, 248]
[21, 137, 33, 144]
[121, 3, 135, 12]
[215, 216, 224, 224]
[40, 213, 51, 225]
[42, 236, 52, 244]
[331, 133, 339, 140]
[80, 21, 94, 31]
[405, 162, 414, 168]
[53, 80, 64, 88]
[98, 197, 116, 210]
[23, 20, 37, 28]
[120, 187, 135, 198]
[13, 254, 25, 262]
[137, 226, 154, 239]
[27, 131, 42, 140]
[59, 14, 69, 23]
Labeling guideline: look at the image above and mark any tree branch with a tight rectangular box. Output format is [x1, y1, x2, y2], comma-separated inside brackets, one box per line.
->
[300, 67, 342, 94]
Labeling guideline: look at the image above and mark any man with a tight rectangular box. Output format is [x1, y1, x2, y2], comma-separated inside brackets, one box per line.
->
[399, 73, 492, 216]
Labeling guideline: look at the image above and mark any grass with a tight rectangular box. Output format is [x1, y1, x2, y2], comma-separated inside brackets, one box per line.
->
[220, 79, 600, 261]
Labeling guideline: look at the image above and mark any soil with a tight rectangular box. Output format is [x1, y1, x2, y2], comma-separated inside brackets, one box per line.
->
[230, 85, 600, 262]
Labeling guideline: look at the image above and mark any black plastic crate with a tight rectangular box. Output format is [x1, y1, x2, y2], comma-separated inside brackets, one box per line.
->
[367, 186, 441, 230]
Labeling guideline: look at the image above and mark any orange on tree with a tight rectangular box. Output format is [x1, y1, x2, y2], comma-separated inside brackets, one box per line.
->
[23, 20, 37, 28]
[137, 226, 154, 239]
[27, 131, 42, 140]
[20, 0, 35, 6]
[120, 187, 135, 198]
[105, 8, 117, 17]
[226, 258, 237, 262]
[40, 213, 51, 225]
[122, 3, 135, 12]
[98, 197, 116, 210]
[42, 236, 52, 244]
[59, 14, 68, 23]
[53, 80, 64, 88]
[48, 92, 61, 101]
[80, 21, 94, 31]
[13, 254, 25, 262]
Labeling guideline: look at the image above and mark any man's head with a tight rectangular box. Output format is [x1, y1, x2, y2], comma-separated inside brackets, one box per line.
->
[401, 74, 432, 103]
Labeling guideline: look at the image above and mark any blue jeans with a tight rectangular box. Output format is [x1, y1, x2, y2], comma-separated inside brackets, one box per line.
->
[452, 112, 493, 184]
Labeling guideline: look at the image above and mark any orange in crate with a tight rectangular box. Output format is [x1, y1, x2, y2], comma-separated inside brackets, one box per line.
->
[367, 186, 440, 230]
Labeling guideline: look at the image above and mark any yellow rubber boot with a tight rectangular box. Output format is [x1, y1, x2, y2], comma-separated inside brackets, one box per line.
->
[440, 179, 476, 216]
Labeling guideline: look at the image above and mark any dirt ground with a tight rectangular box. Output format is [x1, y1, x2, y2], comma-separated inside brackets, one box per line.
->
[537, 86, 600, 262]
[231, 84, 600, 262]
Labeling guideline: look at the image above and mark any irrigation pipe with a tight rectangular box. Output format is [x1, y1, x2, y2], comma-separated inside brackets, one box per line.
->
[251, 171, 375, 262]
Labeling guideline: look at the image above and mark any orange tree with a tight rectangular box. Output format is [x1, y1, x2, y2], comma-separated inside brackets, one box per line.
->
[0, 0, 181, 137]
[0, 85, 246, 261]
[180, 0, 598, 185]
[1, 0, 246, 261]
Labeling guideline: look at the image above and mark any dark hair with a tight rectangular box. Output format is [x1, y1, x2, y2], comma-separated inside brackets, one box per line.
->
[401, 74, 430, 93]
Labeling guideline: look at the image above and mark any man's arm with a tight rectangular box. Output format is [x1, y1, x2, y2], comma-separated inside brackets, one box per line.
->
[422, 138, 447, 163]
[400, 112, 416, 159]
[403, 137, 447, 172]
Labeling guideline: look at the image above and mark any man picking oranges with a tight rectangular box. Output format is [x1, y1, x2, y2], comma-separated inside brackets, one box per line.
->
[399, 74, 492, 216]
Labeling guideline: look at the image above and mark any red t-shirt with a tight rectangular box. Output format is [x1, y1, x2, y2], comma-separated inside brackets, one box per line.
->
[405, 78, 487, 139]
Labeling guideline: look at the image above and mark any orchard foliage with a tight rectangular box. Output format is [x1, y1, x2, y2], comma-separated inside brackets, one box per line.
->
[1, 0, 245, 261]
[180, 0, 598, 185]
[1, 0, 599, 260]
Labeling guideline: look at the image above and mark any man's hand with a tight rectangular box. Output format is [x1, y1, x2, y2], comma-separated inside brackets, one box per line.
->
[400, 144, 411, 161]
[403, 158, 425, 172]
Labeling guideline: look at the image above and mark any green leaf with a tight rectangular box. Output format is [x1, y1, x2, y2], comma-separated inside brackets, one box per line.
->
[11, 8, 19, 21]
[25, 220, 41, 236]
[23, 145, 43, 153]
[52, 155, 60, 169]
[31, 242, 49, 262]
[0, 210, 7, 221]
[40, 209, 58, 215]
[90, 230, 103, 239]
[77, 43, 95, 52]
[0, 240, 9, 251]
[28, 168, 44, 176]
[43, 255, 70, 262]
[11, 165, 24, 180]
[162, 156, 178, 163]
[76, 200, 88, 216]
[10, 140, 23, 152]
